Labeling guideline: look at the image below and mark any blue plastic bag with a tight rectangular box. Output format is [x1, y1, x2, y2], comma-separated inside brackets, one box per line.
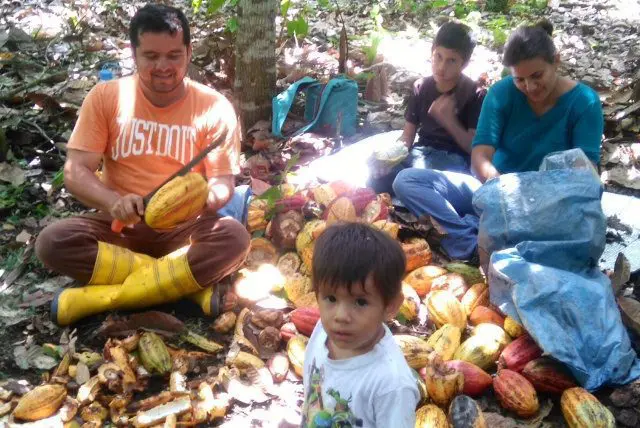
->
[272, 76, 358, 138]
[473, 150, 640, 390]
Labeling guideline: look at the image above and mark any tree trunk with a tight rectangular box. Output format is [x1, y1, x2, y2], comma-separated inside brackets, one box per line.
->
[235, 0, 278, 135]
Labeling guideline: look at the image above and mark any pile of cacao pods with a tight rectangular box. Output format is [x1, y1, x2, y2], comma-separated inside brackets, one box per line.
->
[242, 180, 617, 427]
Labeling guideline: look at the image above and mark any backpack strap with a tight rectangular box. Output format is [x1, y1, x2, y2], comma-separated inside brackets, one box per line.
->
[271, 76, 317, 138]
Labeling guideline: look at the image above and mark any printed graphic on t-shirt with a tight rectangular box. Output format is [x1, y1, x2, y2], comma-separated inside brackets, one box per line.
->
[111, 117, 197, 163]
[302, 360, 364, 428]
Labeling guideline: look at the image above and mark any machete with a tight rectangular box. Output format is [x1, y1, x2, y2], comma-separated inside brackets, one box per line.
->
[110, 129, 228, 233]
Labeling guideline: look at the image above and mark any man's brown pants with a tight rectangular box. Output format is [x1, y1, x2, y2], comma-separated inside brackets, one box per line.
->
[35, 210, 250, 288]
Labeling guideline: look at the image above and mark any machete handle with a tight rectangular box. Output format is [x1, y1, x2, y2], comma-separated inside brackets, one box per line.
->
[111, 219, 125, 233]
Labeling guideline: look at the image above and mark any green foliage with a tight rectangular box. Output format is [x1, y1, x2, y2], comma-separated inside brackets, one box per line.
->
[454, 0, 479, 18]
[510, 0, 548, 14]
[486, 15, 510, 47]
[287, 15, 309, 39]
[52, 169, 64, 190]
[485, 0, 509, 13]
[362, 32, 384, 66]
[0, 183, 25, 210]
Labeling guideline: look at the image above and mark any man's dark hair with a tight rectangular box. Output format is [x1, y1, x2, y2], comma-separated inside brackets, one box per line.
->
[129, 4, 190, 48]
[312, 222, 406, 306]
[503, 20, 556, 66]
[433, 21, 476, 63]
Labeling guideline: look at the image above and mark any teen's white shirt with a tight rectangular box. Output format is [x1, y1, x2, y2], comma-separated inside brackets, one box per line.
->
[301, 322, 419, 428]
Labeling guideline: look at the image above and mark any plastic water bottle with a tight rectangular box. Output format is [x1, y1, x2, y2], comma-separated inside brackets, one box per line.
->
[98, 68, 114, 81]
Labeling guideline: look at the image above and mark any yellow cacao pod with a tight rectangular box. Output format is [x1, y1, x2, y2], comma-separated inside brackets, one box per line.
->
[423, 352, 464, 408]
[226, 350, 265, 372]
[247, 198, 269, 232]
[284, 274, 313, 307]
[453, 335, 503, 371]
[472, 323, 511, 348]
[504, 316, 526, 338]
[295, 220, 327, 267]
[402, 238, 433, 272]
[287, 335, 308, 377]
[426, 324, 462, 361]
[426, 290, 467, 330]
[461, 283, 490, 316]
[311, 184, 337, 206]
[144, 172, 208, 229]
[415, 404, 449, 427]
[405, 265, 448, 298]
[394, 335, 433, 369]
[138, 331, 172, 375]
[397, 283, 420, 323]
[561, 387, 615, 428]
[13, 384, 67, 421]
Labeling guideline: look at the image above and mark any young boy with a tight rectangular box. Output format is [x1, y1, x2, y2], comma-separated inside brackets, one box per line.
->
[301, 223, 419, 427]
[369, 20, 486, 193]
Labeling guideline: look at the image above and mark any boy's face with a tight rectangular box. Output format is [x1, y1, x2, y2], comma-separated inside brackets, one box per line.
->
[317, 276, 402, 360]
[431, 45, 466, 88]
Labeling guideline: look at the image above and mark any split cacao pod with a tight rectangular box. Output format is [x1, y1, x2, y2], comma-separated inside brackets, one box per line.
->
[324, 196, 357, 225]
[270, 210, 304, 250]
[310, 184, 337, 207]
[493, 369, 540, 418]
[287, 335, 308, 377]
[498, 334, 543, 373]
[247, 198, 269, 232]
[404, 265, 447, 298]
[522, 357, 577, 395]
[469, 305, 505, 327]
[211, 312, 237, 334]
[280, 322, 298, 342]
[268, 352, 290, 383]
[453, 335, 503, 371]
[402, 238, 433, 272]
[423, 352, 464, 408]
[461, 283, 489, 316]
[415, 404, 448, 428]
[290, 307, 321, 337]
[426, 290, 467, 330]
[448, 395, 487, 428]
[445, 360, 492, 397]
[295, 219, 327, 267]
[13, 384, 67, 421]
[504, 316, 526, 338]
[560, 387, 615, 428]
[346, 187, 377, 214]
[426, 324, 462, 361]
[371, 220, 400, 240]
[144, 172, 208, 229]
[277, 252, 302, 277]
[361, 199, 389, 223]
[245, 237, 278, 268]
[138, 331, 172, 375]
[394, 335, 433, 369]
[284, 274, 313, 307]
[430, 273, 469, 301]
[274, 194, 307, 213]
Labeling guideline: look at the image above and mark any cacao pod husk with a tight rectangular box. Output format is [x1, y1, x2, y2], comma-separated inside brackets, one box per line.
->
[245, 238, 278, 269]
[211, 312, 236, 334]
[346, 187, 377, 214]
[247, 198, 269, 232]
[371, 219, 400, 239]
[415, 404, 448, 427]
[426, 324, 462, 361]
[270, 210, 304, 250]
[138, 332, 172, 375]
[287, 335, 308, 377]
[426, 290, 467, 330]
[498, 334, 543, 373]
[445, 360, 492, 397]
[404, 265, 448, 298]
[423, 352, 464, 408]
[284, 274, 313, 307]
[277, 252, 301, 277]
[448, 395, 487, 428]
[310, 184, 337, 207]
[280, 322, 298, 343]
[361, 199, 389, 223]
[561, 387, 615, 428]
[396, 282, 420, 323]
[493, 369, 540, 418]
[268, 353, 290, 383]
[324, 196, 357, 225]
[13, 384, 67, 421]
[522, 357, 577, 395]
[144, 172, 208, 229]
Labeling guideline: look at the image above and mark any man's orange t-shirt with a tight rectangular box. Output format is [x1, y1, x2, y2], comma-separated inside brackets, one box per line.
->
[67, 75, 240, 197]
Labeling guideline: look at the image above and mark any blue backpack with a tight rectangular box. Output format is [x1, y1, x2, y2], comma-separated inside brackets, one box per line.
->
[272, 76, 358, 138]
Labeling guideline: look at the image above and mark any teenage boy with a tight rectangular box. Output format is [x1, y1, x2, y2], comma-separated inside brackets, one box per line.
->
[301, 222, 419, 428]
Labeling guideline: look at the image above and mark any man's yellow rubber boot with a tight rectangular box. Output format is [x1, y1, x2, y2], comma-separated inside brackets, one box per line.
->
[187, 287, 226, 318]
[52, 247, 201, 326]
[89, 241, 155, 285]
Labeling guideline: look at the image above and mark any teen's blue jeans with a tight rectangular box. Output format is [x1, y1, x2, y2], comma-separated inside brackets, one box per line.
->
[393, 168, 482, 261]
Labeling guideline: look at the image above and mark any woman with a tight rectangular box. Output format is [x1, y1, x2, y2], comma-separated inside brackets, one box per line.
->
[392, 20, 603, 261]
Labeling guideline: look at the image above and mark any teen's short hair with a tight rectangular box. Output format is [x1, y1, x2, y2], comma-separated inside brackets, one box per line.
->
[503, 20, 556, 66]
[434, 21, 476, 63]
[129, 4, 190, 48]
[312, 222, 406, 305]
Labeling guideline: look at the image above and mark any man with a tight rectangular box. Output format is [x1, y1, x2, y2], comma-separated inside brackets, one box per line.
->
[35, 4, 250, 326]
[368, 20, 486, 194]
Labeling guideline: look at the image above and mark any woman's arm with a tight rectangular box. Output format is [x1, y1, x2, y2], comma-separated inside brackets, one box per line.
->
[471, 145, 500, 183]
[470, 83, 506, 181]
[570, 92, 604, 166]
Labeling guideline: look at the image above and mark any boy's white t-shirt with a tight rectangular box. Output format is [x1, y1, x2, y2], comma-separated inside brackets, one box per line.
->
[301, 321, 419, 428]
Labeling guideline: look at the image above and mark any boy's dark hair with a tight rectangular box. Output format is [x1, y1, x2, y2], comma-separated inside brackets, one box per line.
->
[433, 21, 476, 63]
[503, 20, 556, 66]
[129, 4, 190, 48]
[312, 222, 406, 305]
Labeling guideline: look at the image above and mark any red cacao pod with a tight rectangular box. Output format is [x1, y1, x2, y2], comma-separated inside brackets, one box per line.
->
[280, 322, 298, 342]
[498, 334, 543, 373]
[522, 357, 577, 395]
[346, 188, 377, 215]
[290, 307, 321, 337]
[274, 195, 307, 213]
[445, 360, 492, 397]
[493, 369, 540, 418]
